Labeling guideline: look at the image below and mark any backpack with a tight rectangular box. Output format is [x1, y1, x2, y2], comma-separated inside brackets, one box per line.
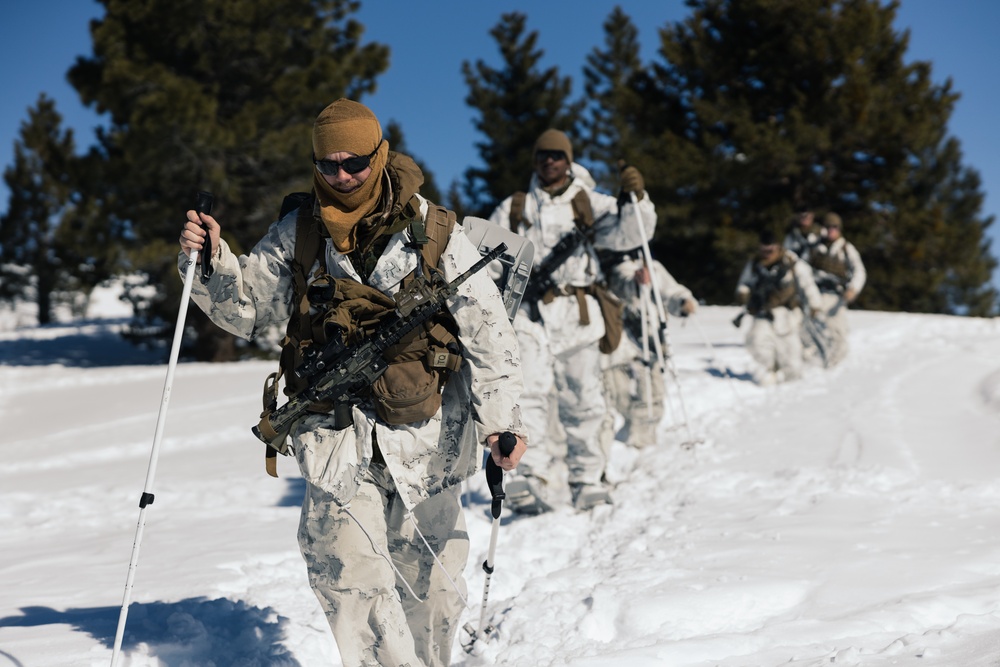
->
[748, 252, 800, 315]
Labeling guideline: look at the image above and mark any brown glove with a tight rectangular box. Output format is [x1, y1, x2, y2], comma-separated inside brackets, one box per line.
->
[620, 166, 645, 194]
[845, 288, 857, 303]
[681, 298, 698, 316]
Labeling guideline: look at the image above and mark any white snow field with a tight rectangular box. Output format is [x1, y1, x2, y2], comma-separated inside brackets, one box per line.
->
[2, 305, 1000, 666]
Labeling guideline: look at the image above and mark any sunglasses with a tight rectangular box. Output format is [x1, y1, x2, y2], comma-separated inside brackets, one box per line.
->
[535, 150, 567, 163]
[314, 140, 383, 176]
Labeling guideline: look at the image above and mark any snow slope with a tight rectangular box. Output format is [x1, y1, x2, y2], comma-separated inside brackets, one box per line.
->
[2, 306, 1000, 666]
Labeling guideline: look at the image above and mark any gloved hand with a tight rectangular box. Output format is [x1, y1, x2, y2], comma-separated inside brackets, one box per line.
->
[619, 165, 645, 195]
[845, 287, 857, 303]
[680, 298, 698, 317]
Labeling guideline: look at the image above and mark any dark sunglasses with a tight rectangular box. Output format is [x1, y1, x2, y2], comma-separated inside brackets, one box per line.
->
[314, 140, 383, 176]
[535, 149, 567, 163]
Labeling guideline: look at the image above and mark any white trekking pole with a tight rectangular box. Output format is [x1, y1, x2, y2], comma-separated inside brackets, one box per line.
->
[463, 432, 517, 654]
[110, 191, 214, 667]
[627, 191, 698, 445]
[638, 283, 655, 420]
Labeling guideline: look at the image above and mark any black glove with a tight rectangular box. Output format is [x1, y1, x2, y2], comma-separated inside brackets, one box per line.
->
[620, 166, 645, 194]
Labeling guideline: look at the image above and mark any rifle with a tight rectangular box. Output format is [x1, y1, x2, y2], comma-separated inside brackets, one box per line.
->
[802, 310, 831, 368]
[252, 243, 507, 449]
[520, 227, 587, 320]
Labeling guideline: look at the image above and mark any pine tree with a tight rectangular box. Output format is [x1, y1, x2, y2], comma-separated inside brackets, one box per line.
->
[579, 7, 646, 192]
[67, 0, 391, 359]
[460, 12, 583, 217]
[637, 0, 997, 313]
[0, 96, 78, 324]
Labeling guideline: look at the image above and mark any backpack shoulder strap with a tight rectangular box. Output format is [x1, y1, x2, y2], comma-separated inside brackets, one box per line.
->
[509, 191, 528, 231]
[570, 189, 595, 235]
[408, 197, 457, 271]
[264, 192, 323, 478]
[290, 194, 325, 312]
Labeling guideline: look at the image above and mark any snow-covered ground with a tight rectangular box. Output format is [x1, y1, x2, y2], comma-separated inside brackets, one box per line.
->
[3, 304, 1000, 666]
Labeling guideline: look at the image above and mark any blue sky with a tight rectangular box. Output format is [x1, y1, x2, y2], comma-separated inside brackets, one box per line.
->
[2, 0, 999, 290]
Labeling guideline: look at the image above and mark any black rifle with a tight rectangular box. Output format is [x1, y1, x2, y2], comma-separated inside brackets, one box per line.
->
[521, 227, 587, 320]
[252, 243, 507, 449]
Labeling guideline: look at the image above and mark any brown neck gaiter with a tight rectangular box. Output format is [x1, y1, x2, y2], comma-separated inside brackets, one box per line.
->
[311, 99, 389, 253]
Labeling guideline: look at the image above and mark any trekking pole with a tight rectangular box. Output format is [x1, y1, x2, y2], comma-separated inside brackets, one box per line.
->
[627, 191, 698, 445]
[110, 191, 214, 667]
[463, 431, 517, 653]
[638, 284, 655, 420]
[690, 315, 744, 403]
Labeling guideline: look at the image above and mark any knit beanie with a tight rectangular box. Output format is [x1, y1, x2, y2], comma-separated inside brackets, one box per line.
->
[312, 99, 389, 252]
[533, 129, 573, 163]
[822, 212, 843, 230]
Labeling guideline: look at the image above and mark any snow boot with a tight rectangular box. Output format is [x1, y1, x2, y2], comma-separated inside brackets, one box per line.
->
[505, 477, 554, 516]
[571, 483, 612, 511]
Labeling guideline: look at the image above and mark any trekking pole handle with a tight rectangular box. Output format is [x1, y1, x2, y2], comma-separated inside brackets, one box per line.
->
[196, 191, 214, 281]
[498, 431, 517, 458]
[485, 432, 517, 520]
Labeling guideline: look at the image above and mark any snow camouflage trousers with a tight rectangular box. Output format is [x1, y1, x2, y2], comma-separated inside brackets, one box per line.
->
[514, 309, 608, 487]
[600, 343, 665, 449]
[297, 459, 468, 667]
[804, 291, 849, 367]
[747, 306, 805, 382]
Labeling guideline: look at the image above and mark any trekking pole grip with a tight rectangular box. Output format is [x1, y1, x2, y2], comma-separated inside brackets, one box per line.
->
[486, 432, 517, 520]
[498, 431, 517, 458]
[196, 191, 214, 280]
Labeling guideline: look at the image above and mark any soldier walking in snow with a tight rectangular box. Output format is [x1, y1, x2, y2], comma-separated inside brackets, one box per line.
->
[735, 229, 823, 385]
[599, 252, 697, 449]
[489, 129, 656, 514]
[783, 207, 821, 261]
[178, 98, 527, 667]
[805, 212, 867, 367]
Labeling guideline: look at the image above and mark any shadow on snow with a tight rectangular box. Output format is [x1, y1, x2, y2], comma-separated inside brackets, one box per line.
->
[0, 597, 301, 666]
[0, 319, 167, 368]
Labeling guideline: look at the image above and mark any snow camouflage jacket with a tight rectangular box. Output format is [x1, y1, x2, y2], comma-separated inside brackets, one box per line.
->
[602, 256, 695, 368]
[488, 164, 657, 352]
[608, 256, 694, 320]
[180, 179, 525, 511]
[809, 236, 867, 297]
[736, 249, 823, 316]
[783, 226, 822, 262]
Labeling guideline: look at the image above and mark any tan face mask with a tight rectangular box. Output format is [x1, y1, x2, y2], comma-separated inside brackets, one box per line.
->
[311, 99, 388, 252]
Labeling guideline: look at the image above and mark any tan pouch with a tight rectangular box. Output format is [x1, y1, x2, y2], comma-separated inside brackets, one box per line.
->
[372, 357, 443, 425]
[591, 283, 625, 354]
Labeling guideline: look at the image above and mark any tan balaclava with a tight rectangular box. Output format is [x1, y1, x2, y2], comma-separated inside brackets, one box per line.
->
[533, 129, 574, 163]
[312, 99, 390, 253]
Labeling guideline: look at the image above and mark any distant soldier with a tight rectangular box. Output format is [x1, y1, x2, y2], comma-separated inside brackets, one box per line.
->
[806, 212, 866, 366]
[783, 207, 821, 261]
[489, 129, 656, 513]
[599, 251, 696, 448]
[735, 230, 823, 385]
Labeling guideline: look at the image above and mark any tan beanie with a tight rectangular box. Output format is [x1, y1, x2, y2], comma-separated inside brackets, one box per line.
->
[822, 212, 843, 230]
[311, 99, 389, 252]
[534, 129, 573, 163]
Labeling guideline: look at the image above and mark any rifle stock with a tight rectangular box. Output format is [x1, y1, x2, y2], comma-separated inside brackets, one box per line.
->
[253, 243, 507, 449]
